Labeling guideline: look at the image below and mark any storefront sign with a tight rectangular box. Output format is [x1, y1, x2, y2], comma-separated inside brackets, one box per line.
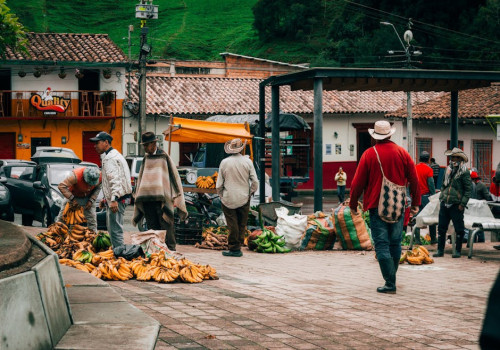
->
[30, 87, 70, 114]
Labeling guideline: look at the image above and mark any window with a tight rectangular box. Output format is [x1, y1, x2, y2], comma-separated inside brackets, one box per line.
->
[9, 166, 35, 180]
[472, 140, 492, 184]
[446, 140, 464, 150]
[416, 138, 432, 159]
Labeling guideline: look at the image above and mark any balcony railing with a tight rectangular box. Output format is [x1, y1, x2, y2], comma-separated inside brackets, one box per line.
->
[0, 90, 118, 118]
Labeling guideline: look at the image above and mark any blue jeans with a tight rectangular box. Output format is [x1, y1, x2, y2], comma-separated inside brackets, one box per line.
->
[106, 201, 127, 248]
[369, 208, 404, 261]
[337, 185, 346, 203]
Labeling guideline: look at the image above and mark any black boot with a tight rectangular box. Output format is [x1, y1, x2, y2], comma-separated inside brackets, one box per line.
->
[453, 232, 463, 258]
[377, 258, 396, 294]
[434, 232, 446, 257]
[429, 225, 437, 244]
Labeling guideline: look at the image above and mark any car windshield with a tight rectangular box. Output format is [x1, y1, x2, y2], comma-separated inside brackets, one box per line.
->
[47, 166, 79, 185]
[135, 160, 143, 173]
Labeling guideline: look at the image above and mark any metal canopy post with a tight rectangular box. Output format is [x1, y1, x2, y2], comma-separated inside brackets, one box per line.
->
[271, 85, 281, 201]
[450, 91, 459, 148]
[258, 83, 266, 203]
[313, 78, 323, 212]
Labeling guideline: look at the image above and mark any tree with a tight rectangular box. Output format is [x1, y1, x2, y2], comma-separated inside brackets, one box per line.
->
[0, 0, 28, 58]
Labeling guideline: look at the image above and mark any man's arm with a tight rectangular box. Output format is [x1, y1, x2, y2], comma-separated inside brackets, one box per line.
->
[58, 172, 77, 200]
[461, 173, 473, 208]
[427, 177, 435, 195]
[248, 161, 259, 195]
[349, 154, 368, 212]
[406, 155, 421, 207]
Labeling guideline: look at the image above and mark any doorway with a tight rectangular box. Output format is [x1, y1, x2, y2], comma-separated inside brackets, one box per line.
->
[82, 131, 102, 166]
[31, 138, 51, 156]
[78, 70, 100, 115]
[0, 69, 12, 116]
[352, 123, 375, 160]
[0, 133, 16, 158]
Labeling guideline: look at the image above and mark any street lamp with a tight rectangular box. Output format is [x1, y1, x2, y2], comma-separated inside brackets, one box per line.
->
[381, 20, 419, 160]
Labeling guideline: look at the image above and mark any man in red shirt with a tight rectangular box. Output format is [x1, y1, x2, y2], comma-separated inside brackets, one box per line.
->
[350, 120, 420, 294]
[415, 151, 436, 244]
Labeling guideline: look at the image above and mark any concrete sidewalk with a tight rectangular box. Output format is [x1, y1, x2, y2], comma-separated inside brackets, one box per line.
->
[107, 243, 500, 350]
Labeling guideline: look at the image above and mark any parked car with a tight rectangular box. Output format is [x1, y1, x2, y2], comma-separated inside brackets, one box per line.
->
[126, 156, 143, 202]
[2, 161, 103, 227]
[0, 176, 14, 221]
[31, 146, 81, 164]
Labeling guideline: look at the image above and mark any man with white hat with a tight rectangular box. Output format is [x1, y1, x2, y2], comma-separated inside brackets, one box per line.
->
[434, 147, 472, 258]
[350, 120, 420, 294]
[216, 138, 258, 257]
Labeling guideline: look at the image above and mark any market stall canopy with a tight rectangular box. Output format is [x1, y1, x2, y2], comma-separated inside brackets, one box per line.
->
[206, 112, 310, 131]
[163, 117, 253, 144]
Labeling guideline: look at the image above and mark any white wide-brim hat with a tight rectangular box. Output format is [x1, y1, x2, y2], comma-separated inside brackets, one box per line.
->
[224, 138, 246, 154]
[368, 120, 396, 140]
[444, 147, 468, 162]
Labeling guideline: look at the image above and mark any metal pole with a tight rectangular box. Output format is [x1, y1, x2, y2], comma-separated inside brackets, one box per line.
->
[138, 26, 148, 156]
[258, 83, 266, 204]
[313, 78, 323, 212]
[450, 91, 459, 148]
[271, 85, 280, 201]
[407, 91, 413, 159]
[127, 25, 133, 99]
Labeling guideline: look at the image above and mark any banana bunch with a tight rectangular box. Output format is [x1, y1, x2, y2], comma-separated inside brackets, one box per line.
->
[62, 202, 86, 225]
[254, 228, 290, 253]
[179, 265, 204, 283]
[74, 262, 96, 273]
[68, 224, 88, 242]
[198, 265, 219, 280]
[151, 266, 180, 283]
[73, 249, 93, 264]
[96, 259, 133, 281]
[400, 246, 433, 265]
[211, 171, 218, 185]
[195, 175, 215, 189]
[92, 231, 112, 251]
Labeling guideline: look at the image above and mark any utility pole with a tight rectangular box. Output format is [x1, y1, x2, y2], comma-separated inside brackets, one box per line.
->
[381, 19, 421, 160]
[135, 0, 158, 155]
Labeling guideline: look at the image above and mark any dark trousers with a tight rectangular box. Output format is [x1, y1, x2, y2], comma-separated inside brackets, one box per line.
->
[437, 202, 465, 252]
[142, 201, 176, 250]
[337, 185, 346, 203]
[222, 201, 250, 251]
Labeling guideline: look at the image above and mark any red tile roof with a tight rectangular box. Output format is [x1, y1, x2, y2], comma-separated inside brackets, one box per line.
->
[129, 76, 443, 116]
[386, 84, 500, 119]
[4, 33, 127, 64]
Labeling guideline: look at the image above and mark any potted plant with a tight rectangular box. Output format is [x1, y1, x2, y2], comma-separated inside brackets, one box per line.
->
[75, 69, 84, 79]
[100, 90, 115, 106]
[33, 69, 42, 78]
[102, 68, 112, 79]
[18, 70, 26, 78]
[58, 68, 67, 79]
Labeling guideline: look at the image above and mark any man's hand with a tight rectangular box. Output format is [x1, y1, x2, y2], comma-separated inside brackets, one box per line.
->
[458, 204, 464, 211]
[109, 200, 119, 213]
[84, 201, 93, 210]
[70, 199, 78, 206]
[99, 199, 105, 209]
[410, 206, 419, 216]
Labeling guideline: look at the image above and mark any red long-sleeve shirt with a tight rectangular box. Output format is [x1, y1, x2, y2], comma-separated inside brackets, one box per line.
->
[349, 140, 421, 212]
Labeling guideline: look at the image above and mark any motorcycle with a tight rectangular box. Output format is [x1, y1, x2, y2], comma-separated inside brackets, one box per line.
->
[183, 192, 222, 226]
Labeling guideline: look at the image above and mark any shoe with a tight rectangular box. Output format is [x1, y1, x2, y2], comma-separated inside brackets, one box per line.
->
[494, 245, 500, 250]
[433, 250, 444, 257]
[452, 251, 462, 258]
[377, 258, 396, 294]
[430, 239, 438, 244]
[222, 250, 243, 257]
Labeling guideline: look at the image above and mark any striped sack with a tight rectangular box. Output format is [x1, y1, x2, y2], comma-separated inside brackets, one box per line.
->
[300, 217, 336, 250]
[332, 203, 373, 250]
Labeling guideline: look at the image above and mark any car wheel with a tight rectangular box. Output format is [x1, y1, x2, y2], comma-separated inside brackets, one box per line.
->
[138, 217, 148, 232]
[22, 214, 34, 226]
[41, 207, 52, 228]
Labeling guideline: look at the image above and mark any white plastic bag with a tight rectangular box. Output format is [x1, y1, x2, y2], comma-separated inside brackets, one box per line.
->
[275, 207, 308, 250]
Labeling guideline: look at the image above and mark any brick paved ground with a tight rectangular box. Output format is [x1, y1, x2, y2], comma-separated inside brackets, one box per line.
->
[108, 243, 500, 350]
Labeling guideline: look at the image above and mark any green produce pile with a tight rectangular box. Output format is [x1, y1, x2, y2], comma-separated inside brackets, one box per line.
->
[253, 228, 290, 253]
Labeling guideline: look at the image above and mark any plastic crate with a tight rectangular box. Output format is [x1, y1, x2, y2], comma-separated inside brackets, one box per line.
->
[174, 212, 204, 245]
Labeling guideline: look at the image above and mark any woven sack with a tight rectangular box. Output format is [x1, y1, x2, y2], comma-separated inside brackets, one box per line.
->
[300, 216, 336, 250]
[332, 202, 373, 250]
[374, 146, 406, 223]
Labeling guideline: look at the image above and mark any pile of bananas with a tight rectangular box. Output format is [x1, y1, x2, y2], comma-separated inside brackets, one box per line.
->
[62, 202, 86, 225]
[195, 171, 218, 189]
[253, 228, 291, 253]
[400, 246, 434, 265]
[92, 231, 112, 251]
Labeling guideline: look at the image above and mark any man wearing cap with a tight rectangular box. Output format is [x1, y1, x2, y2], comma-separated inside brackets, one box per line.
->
[429, 158, 441, 187]
[57, 166, 102, 231]
[216, 138, 258, 257]
[90, 131, 132, 248]
[132, 131, 187, 251]
[434, 147, 472, 258]
[470, 171, 491, 201]
[350, 120, 420, 294]
[415, 151, 437, 244]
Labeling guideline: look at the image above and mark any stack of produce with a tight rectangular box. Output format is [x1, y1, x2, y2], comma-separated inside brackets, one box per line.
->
[195, 171, 218, 189]
[37, 223, 218, 283]
[62, 202, 86, 225]
[399, 246, 434, 265]
[195, 226, 229, 250]
[252, 227, 290, 253]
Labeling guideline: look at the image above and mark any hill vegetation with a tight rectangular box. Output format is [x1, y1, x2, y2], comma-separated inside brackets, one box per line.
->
[6, 0, 500, 70]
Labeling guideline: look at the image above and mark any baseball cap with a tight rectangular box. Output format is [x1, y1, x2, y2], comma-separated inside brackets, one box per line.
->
[470, 171, 479, 180]
[89, 131, 113, 143]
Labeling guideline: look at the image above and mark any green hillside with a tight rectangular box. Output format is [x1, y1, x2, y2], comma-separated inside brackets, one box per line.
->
[7, 0, 307, 63]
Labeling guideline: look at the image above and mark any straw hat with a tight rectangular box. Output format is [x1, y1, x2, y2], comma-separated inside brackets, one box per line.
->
[224, 138, 246, 154]
[444, 147, 468, 162]
[368, 120, 396, 140]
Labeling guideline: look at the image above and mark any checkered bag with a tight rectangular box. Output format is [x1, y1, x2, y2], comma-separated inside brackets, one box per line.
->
[374, 146, 406, 224]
